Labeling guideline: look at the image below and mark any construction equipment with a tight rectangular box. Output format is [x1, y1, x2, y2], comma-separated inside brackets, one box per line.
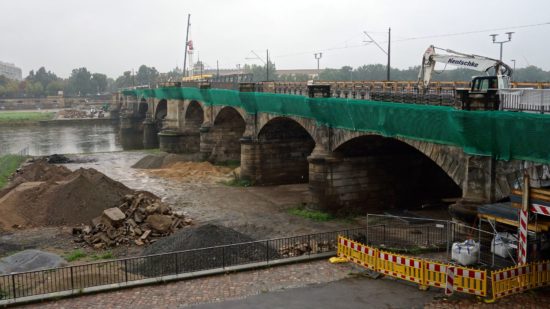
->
[418, 45, 513, 110]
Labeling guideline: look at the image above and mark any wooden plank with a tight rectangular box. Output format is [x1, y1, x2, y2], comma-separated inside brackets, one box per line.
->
[477, 214, 549, 232]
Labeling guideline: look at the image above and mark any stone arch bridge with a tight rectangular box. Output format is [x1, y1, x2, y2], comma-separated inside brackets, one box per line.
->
[117, 88, 550, 214]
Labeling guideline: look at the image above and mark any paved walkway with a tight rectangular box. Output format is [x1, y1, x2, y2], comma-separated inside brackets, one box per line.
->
[19, 260, 356, 309]
[17, 259, 550, 309]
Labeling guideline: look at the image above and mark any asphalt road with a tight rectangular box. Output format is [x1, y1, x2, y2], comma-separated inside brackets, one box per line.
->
[187, 276, 441, 309]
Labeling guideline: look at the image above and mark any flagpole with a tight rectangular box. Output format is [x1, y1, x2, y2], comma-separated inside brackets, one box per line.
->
[183, 14, 191, 78]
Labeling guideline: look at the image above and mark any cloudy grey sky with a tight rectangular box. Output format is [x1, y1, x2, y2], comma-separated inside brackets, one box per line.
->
[1, 0, 549, 78]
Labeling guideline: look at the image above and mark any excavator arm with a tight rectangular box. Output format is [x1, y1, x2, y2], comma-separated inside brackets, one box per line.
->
[418, 45, 512, 90]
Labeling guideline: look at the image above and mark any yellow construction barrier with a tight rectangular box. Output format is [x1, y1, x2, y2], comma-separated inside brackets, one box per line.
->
[532, 261, 550, 288]
[453, 265, 487, 297]
[377, 249, 424, 285]
[336, 236, 550, 301]
[492, 263, 532, 299]
[337, 236, 487, 297]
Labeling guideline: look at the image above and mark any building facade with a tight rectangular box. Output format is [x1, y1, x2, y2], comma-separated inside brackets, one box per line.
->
[0, 61, 23, 81]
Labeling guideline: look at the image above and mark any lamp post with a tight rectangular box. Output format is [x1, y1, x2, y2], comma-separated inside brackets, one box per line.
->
[314, 53, 322, 79]
[490, 32, 514, 61]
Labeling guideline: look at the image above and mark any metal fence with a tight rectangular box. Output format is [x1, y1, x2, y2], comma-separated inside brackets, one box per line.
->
[499, 88, 550, 114]
[365, 214, 516, 269]
[0, 228, 365, 302]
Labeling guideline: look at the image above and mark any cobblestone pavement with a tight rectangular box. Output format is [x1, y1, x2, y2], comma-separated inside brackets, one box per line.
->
[16, 259, 550, 309]
[18, 260, 357, 309]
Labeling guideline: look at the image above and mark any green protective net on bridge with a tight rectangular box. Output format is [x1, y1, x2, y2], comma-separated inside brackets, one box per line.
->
[122, 87, 550, 164]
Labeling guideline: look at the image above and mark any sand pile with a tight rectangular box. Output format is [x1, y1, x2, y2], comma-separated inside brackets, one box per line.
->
[0, 164, 133, 230]
[145, 161, 234, 183]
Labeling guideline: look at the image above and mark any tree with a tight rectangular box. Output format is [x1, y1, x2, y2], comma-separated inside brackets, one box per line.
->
[91, 73, 108, 93]
[46, 80, 65, 96]
[67, 67, 93, 96]
[243, 60, 276, 82]
[115, 71, 134, 89]
[135, 65, 159, 86]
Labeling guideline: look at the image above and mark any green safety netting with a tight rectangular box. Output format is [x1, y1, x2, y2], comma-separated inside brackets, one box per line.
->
[122, 87, 550, 164]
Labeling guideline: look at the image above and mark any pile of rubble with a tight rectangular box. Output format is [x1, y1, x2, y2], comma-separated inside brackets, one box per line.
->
[73, 193, 192, 248]
[59, 109, 88, 119]
[278, 240, 333, 258]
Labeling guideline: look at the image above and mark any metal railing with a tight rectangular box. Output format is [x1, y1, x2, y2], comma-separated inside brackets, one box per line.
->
[499, 88, 550, 114]
[0, 228, 365, 302]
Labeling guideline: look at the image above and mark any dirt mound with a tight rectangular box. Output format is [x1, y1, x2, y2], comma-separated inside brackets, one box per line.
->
[146, 161, 234, 183]
[0, 166, 133, 230]
[137, 224, 279, 277]
[0, 160, 72, 198]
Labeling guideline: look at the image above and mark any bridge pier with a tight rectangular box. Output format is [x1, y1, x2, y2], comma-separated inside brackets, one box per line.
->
[119, 115, 144, 150]
[142, 119, 159, 149]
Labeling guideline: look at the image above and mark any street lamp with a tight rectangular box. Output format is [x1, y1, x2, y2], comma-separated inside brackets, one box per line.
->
[490, 32, 513, 61]
[314, 53, 322, 79]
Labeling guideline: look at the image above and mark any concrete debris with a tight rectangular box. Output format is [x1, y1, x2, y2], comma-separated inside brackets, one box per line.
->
[278, 240, 334, 258]
[73, 193, 192, 248]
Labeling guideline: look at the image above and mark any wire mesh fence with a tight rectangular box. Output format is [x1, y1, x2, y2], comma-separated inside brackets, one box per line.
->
[365, 214, 517, 269]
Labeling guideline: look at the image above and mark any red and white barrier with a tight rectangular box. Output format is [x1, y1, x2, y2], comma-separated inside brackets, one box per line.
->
[445, 266, 454, 296]
[518, 209, 528, 264]
[531, 203, 550, 216]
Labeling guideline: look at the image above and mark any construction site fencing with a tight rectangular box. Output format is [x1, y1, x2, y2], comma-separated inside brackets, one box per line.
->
[0, 228, 366, 303]
[365, 214, 515, 269]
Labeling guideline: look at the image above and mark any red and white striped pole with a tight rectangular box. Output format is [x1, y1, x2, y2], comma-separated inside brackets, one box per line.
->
[445, 266, 455, 296]
[518, 174, 529, 264]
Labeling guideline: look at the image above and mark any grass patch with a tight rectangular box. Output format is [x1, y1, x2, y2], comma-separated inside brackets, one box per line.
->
[65, 249, 87, 262]
[215, 160, 240, 169]
[288, 207, 334, 221]
[0, 111, 55, 123]
[0, 154, 26, 189]
[90, 251, 114, 261]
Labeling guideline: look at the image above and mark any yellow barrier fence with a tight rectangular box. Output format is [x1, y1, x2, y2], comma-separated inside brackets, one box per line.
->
[492, 263, 532, 299]
[336, 236, 550, 301]
[337, 236, 487, 297]
[377, 250, 424, 285]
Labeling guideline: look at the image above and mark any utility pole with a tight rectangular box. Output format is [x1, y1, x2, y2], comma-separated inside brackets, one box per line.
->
[182, 14, 191, 77]
[216, 60, 219, 78]
[266, 49, 270, 81]
[387, 27, 391, 81]
[314, 53, 322, 79]
[511, 59, 516, 82]
[490, 32, 513, 61]
[363, 28, 391, 81]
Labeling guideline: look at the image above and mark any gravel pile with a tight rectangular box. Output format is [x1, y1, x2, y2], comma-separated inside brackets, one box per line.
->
[135, 224, 280, 277]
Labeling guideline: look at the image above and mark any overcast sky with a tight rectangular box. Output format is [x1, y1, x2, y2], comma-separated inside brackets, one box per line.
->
[1, 0, 549, 78]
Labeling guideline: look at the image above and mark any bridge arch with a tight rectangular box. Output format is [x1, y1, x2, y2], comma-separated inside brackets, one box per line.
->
[204, 106, 246, 162]
[323, 134, 462, 213]
[255, 117, 316, 185]
[154, 99, 167, 121]
[184, 100, 204, 130]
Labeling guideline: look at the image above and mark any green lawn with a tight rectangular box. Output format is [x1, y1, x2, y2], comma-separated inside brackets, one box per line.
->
[0, 155, 26, 188]
[0, 111, 55, 123]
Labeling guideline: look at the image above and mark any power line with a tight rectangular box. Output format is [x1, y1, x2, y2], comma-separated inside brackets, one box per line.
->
[271, 22, 550, 60]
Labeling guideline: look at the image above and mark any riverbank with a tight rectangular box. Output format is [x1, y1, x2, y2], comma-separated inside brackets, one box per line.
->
[0, 111, 55, 126]
[0, 154, 26, 188]
[38, 118, 117, 126]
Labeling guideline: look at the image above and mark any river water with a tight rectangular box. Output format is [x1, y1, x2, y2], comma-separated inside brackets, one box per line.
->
[0, 124, 122, 156]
